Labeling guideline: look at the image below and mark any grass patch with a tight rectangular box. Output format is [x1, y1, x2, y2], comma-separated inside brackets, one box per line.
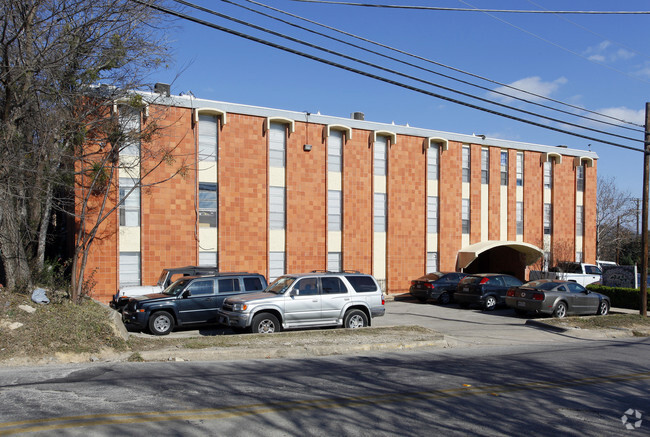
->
[543, 314, 650, 333]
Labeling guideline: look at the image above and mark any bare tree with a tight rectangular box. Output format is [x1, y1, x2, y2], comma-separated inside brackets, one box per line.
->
[596, 175, 636, 261]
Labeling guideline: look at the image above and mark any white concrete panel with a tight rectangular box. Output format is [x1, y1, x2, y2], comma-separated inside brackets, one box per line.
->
[373, 232, 386, 280]
[199, 227, 218, 251]
[462, 182, 470, 199]
[543, 234, 551, 251]
[500, 186, 508, 240]
[516, 186, 523, 201]
[462, 234, 470, 249]
[427, 233, 438, 252]
[269, 229, 286, 251]
[118, 156, 140, 179]
[575, 236, 583, 253]
[544, 189, 552, 204]
[327, 172, 342, 191]
[119, 227, 141, 252]
[328, 231, 342, 252]
[576, 191, 584, 206]
[427, 180, 439, 196]
[269, 167, 286, 187]
[198, 160, 218, 183]
[516, 234, 523, 243]
[374, 175, 387, 194]
[481, 185, 489, 241]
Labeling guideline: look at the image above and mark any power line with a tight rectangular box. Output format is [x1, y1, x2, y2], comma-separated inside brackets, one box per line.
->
[134, 0, 644, 153]
[243, 0, 644, 130]
[287, 0, 650, 15]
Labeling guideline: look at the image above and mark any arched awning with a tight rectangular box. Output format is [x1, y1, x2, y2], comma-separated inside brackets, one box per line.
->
[457, 241, 543, 269]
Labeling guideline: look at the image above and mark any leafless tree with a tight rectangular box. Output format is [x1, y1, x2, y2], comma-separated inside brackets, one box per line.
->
[596, 175, 637, 262]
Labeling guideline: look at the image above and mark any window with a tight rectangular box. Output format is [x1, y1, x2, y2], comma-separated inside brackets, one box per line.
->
[119, 252, 140, 287]
[119, 178, 140, 227]
[374, 193, 386, 232]
[218, 278, 240, 293]
[344, 275, 378, 292]
[269, 122, 286, 168]
[544, 203, 552, 235]
[576, 165, 585, 192]
[198, 114, 218, 161]
[322, 276, 346, 294]
[119, 105, 140, 156]
[500, 151, 508, 186]
[543, 252, 550, 270]
[481, 149, 489, 184]
[462, 199, 470, 234]
[516, 201, 524, 235]
[427, 196, 438, 234]
[188, 279, 214, 296]
[516, 152, 524, 186]
[427, 144, 439, 181]
[296, 278, 319, 296]
[576, 205, 584, 236]
[328, 252, 341, 272]
[198, 252, 217, 266]
[269, 186, 285, 230]
[243, 277, 264, 291]
[199, 183, 217, 228]
[427, 252, 438, 273]
[576, 251, 583, 263]
[543, 161, 552, 189]
[374, 136, 387, 176]
[462, 146, 470, 183]
[269, 251, 285, 281]
[328, 130, 343, 173]
[328, 190, 342, 231]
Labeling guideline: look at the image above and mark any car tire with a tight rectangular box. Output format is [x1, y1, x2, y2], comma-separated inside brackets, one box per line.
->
[438, 292, 450, 305]
[553, 302, 567, 318]
[597, 300, 610, 316]
[251, 313, 280, 334]
[514, 308, 528, 317]
[483, 295, 497, 311]
[344, 309, 368, 329]
[148, 311, 174, 336]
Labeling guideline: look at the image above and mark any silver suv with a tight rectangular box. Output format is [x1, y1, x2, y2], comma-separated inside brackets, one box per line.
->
[217, 271, 385, 333]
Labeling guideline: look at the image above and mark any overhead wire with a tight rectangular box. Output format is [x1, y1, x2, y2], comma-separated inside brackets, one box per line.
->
[132, 0, 644, 153]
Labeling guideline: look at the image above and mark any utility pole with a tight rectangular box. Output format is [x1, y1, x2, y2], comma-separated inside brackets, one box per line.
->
[642, 102, 649, 317]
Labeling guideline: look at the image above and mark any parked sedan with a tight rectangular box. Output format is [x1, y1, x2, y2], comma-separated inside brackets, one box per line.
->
[455, 273, 523, 310]
[505, 279, 610, 318]
[409, 272, 467, 304]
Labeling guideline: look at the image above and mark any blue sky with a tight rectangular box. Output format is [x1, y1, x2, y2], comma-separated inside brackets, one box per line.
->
[154, 0, 649, 198]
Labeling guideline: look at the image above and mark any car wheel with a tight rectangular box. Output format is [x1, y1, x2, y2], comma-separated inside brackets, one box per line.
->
[514, 308, 528, 317]
[553, 302, 567, 318]
[344, 309, 368, 329]
[438, 292, 450, 305]
[251, 313, 280, 334]
[148, 311, 174, 336]
[483, 295, 497, 311]
[597, 300, 610, 316]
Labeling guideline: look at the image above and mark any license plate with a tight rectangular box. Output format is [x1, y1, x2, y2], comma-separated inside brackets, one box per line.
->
[517, 301, 526, 308]
[464, 287, 469, 292]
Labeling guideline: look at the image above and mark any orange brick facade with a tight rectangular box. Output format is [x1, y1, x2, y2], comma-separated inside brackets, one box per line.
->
[79, 96, 598, 304]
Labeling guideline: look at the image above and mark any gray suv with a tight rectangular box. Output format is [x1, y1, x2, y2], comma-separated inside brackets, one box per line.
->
[217, 271, 385, 334]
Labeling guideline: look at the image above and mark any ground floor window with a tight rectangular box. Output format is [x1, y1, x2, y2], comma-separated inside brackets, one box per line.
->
[199, 251, 218, 267]
[328, 252, 341, 272]
[269, 251, 285, 282]
[119, 252, 140, 287]
[427, 252, 438, 273]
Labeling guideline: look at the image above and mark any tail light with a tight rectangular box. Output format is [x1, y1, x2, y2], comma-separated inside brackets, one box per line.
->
[533, 293, 544, 301]
[425, 283, 434, 289]
[506, 289, 515, 297]
[479, 277, 490, 285]
[382, 296, 385, 305]
[411, 280, 416, 285]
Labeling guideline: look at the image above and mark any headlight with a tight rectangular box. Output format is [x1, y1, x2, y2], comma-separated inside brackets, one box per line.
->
[232, 303, 248, 311]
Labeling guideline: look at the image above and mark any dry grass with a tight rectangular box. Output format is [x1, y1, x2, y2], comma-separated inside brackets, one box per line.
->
[542, 314, 650, 334]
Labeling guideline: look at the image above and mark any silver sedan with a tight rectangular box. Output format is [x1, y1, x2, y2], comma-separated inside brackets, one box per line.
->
[505, 279, 610, 318]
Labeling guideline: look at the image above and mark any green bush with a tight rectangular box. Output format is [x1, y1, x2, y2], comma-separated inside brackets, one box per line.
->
[587, 284, 650, 310]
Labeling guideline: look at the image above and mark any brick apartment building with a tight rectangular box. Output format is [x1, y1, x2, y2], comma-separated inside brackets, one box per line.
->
[81, 86, 598, 304]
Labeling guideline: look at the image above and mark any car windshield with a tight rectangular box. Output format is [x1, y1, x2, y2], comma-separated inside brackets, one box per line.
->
[157, 270, 170, 287]
[161, 278, 192, 296]
[265, 277, 296, 294]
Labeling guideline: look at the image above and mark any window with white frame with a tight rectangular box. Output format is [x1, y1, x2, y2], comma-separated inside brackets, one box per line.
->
[119, 105, 140, 156]
[462, 199, 470, 234]
[374, 136, 387, 176]
[269, 123, 286, 168]
[374, 193, 386, 232]
[500, 151, 508, 186]
[427, 144, 439, 181]
[481, 149, 489, 184]
[427, 252, 438, 273]
[516, 152, 524, 186]
[328, 190, 342, 231]
[543, 161, 552, 189]
[199, 183, 217, 228]
[576, 205, 584, 236]
[119, 252, 140, 287]
[119, 178, 140, 227]
[199, 252, 218, 267]
[328, 130, 343, 173]
[328, 252, 341, 272]
[269, 251, 285, 281]
[544, 203, 552, 235]
[516, 201, 524, 235]
[198, 114, 218, 161]
[462, 146, 470, 183]
[269, 186, 285, 230]
[427, 196, 438, 234]
[576, 164, 585, 192]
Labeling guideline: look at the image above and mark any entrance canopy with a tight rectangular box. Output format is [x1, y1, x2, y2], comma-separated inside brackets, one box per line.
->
[457, 241, 543, 270]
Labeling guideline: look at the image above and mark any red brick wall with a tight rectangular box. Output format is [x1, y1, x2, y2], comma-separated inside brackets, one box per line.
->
[552, 158, 576, 262]
[439, 142, 462, 271]
[470, 144, 481, 244]
[343, 130, 372, 274]
[387, 135, 425, 293]
[286, 122, 327, 273]
[524, 151, 543, 248]
[489, 147, 501, 240]
[584, 160, 598, 263]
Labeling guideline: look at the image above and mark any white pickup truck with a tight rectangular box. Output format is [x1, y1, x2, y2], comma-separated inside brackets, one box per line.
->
[530, 262, 602, 287]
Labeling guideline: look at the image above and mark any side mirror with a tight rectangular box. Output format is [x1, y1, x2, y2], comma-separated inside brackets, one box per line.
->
[182, 289, 192, 298]
[583, 289, 590, 294]
[290, 289, 299, 296]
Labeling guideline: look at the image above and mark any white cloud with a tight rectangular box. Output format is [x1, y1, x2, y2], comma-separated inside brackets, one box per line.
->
[594, 107, 644, 126]
[584, 40, 636, 63]
[490, 76, 568, 103]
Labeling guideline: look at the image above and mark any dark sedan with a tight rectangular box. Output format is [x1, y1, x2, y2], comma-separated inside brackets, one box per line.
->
[455, 273, 523, 310]
[505, 279, 610, 318]
[409, 272, 467, 304]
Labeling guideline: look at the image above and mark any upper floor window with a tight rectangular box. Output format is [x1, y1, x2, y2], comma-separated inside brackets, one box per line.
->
[500, 151, 508, 186]
[374, 136, 387, 176]
[462, 199, 470, 234]
[516, 152, 524, 187]
[543, 161, 552, 189]
[427, 144, 439, 181]
[328, 190, 342, 232]
[119, 178, 140, 227]
[269, 186, 285, 230]
[462, 146, 470, 183]
[576, 205, 584, 236]
[328, 130, 343, 173]
[427, 196, 438, 234]
[199, 182, 217, 228]
[481, 149, 489, 184]
[198, 114, 218, 161]
[576, 165, 585, 192]
[544, 203, 552, 235]
[119, 105, 140, 156]
[269, 122, 286, 168]
[516, 201, 524, 235]
[374, 193, 387, 232]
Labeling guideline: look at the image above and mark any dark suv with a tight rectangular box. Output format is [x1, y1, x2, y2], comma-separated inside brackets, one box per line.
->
[122, 272, 267, 335]
[409, 272, 467, 304]
[454, 273, 523, 311]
